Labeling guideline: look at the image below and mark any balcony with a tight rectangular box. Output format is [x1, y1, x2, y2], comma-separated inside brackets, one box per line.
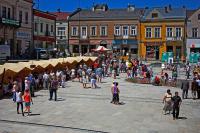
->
[166, 36, 183, 41]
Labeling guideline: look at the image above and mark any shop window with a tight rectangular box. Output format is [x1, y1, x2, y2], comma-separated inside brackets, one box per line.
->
[146, 46, 159, 59]
[73, 45, 79, 53]
[131, 48, 137, 54]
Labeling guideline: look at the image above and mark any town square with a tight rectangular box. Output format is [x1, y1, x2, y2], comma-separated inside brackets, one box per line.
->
[0, 0, 200, 133]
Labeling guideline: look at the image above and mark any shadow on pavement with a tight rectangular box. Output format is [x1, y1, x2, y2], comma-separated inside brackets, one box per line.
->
[178, 117, 187, 120]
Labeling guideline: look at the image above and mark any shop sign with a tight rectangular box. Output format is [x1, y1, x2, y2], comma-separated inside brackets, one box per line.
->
[17, 32, 31, 39]
[1, 18, 20, 27]
[144, 42, 162, 46]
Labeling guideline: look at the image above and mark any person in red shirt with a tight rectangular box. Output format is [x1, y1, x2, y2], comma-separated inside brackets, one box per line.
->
[93, 61, 99, 69]
[23, 89, 33, 116]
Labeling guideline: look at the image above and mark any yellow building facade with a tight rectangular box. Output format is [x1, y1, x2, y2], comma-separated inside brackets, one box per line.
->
[139, 7, 186, 61]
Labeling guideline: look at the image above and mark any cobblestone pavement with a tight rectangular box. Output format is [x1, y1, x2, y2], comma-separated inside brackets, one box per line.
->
[0, 74, 200, 133]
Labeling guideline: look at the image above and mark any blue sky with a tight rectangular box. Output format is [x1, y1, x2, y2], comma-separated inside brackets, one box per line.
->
[34, 0, 200, 12]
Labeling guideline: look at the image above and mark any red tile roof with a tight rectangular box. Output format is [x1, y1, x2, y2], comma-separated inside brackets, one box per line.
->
[51, 12, 71, 21]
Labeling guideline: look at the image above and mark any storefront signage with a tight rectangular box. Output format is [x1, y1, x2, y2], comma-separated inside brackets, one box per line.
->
[17, 32, 31, 39]
[144, 42, 163, 46]
[1, 18, 20, 27]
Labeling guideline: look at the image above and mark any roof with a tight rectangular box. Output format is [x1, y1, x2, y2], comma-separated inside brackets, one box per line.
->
[34, 9, 57, 20]
[187, 9, 198, 18]
[69, 8, 145, 21]
[51, 12, 71, 21]
[142, 7, 186, 21]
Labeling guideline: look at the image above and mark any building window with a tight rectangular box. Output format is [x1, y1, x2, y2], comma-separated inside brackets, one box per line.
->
[145, 27, 152, 38]
[152, 13, 158, 18]
[25, 12, 28, 24]
[51, 25, 54, 33]
[175, 27, 181, 37]
[34, 22, 38, 32]
[46, 24, 49, 34]
[123, 26, 129, 36]
[90, 26, 97, 36]
[57, 27, 65, 36]
[81, 26, 87, 38]
[198, 14, 200, 20]
[130, 26, 137, 36]
[154, 27, 161, 38]
[40, 23, 43, 33]
[7, 8, 11, 19]
[71, 26, 78, 36]
[166, 27, 173, 37]
[2, 6, 6, 18]
[19, 11, 22, 22]
[192, 28, 198, 38]
[100, 26, 107, 36]
[114, 26, 121, 36]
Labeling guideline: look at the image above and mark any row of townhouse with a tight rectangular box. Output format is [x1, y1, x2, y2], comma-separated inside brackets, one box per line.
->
[68, 4, 200, 61]
[0, 0, 57, 59]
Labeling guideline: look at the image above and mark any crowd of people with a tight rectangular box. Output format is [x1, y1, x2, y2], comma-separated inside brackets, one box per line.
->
[1, 54, 200, 119]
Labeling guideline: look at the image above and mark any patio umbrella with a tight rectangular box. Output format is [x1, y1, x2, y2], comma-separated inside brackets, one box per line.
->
[92, 46, 111, 52]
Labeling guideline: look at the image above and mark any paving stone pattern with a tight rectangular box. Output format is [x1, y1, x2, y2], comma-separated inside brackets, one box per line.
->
[0, 74, 200, 133]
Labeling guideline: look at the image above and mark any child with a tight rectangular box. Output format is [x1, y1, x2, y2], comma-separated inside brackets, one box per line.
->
[111, 82, 120, 105]
[23, 89, 33, 116]
[16, 89, 24, 116]
[12, 81, 18, 102]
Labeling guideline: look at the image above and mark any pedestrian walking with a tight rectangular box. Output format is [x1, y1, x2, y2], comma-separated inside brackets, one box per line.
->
[181, 78, 189, 99]
[12, 81, 18, 102]
[191, 78, 197, 100]
[23, 89, 33, 116]
[16, 89, 24, 116]
[111, 82, 120, 105]
[43, 72, 49, 89]
[49, 76, 59, 101]
[91, 72, 97, 89]
[197, 77, 200, 99]
[162, 89, 172, 115]
[171, 92, 182, 120]
[82, 70, 87, 88]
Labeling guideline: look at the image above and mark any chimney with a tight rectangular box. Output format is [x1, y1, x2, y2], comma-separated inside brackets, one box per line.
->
[127, 4, 135, 11]
[165, 6, 168, 13]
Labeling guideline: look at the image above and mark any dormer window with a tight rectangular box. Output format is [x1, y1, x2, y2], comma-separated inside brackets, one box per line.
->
[152, 13, 158, 18]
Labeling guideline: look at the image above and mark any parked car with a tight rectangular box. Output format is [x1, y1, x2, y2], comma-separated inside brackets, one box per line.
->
[34, 48, 49, 59]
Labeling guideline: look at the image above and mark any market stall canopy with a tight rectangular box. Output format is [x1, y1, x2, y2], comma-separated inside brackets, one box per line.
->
[92, 46, 111, 52]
